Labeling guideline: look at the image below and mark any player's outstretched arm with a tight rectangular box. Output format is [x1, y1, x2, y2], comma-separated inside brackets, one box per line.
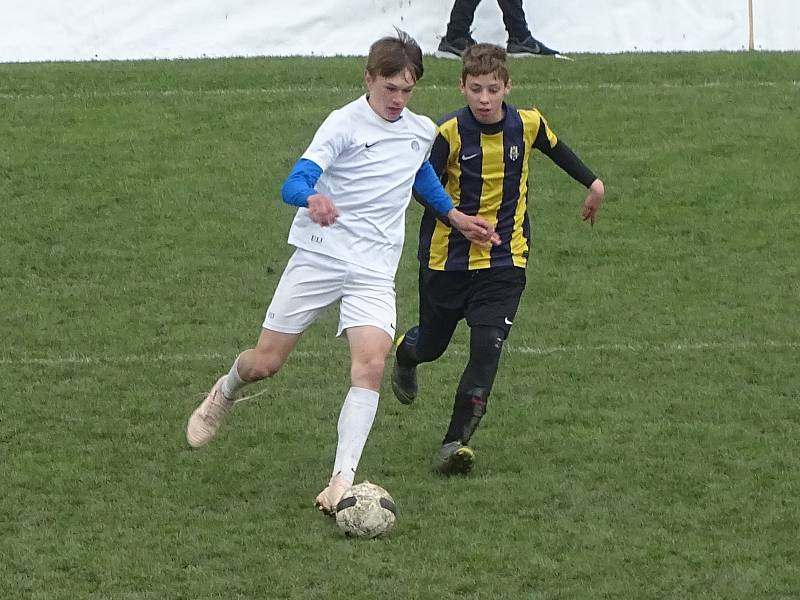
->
[581, 179, 605, 226]
[535, 134, 604, 226]
[413, 161, 498, 246]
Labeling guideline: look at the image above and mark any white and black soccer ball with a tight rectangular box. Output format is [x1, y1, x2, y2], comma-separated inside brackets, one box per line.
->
[335, 481, 396, 539]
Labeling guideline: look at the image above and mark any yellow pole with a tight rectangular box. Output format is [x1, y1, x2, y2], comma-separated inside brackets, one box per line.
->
[748, 0, 754, 50]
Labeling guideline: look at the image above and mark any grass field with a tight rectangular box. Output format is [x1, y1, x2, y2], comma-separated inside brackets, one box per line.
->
[2, 51, 799, 599]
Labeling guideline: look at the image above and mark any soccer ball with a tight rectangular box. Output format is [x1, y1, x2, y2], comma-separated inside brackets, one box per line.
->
[335, 481, 396, 539]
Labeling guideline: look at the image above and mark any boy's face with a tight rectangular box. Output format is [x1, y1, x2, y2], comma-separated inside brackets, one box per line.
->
[365, 69, 416, 122]
[460, 73, 511, 124]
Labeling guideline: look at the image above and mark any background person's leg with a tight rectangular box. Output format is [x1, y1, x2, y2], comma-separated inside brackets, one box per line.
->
[437, 0, 482, 57]
[497, 0, 531, 42]
[499, 0, 561, 56]
[445, 0, 483, 40]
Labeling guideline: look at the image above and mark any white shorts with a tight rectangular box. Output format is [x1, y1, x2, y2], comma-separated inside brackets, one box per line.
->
[263, 248, 397, 339]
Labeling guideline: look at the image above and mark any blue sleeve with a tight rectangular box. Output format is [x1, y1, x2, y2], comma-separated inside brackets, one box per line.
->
[412, 161, 454, 218]
[280, 158, 323, 207]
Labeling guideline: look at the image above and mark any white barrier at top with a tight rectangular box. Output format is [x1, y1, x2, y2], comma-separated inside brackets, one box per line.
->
[1, 0, 798, 63]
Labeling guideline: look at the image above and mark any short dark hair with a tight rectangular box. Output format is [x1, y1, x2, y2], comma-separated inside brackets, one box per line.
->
[461, 43, 509, 84]
[366, 28, 424, 82]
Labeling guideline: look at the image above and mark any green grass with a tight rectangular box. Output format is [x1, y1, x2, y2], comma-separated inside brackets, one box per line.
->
[1, 52, 799, 599]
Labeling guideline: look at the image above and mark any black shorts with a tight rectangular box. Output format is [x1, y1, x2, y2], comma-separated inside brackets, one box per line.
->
[418, 266, 526, 339]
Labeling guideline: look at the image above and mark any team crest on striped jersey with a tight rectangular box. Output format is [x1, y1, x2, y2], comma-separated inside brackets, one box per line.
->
[509, 145, 520, 161]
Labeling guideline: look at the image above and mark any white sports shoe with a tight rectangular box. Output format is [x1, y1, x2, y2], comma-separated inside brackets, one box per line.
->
[186, 376, 234, 448]
[314, 472, 352, 516]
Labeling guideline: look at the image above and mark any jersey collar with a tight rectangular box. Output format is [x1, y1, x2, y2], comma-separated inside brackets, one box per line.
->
[463, 101, 508, 134]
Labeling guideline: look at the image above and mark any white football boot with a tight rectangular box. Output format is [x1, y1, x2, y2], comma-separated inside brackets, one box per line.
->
[315, 472, 352, 516]
[186, 376, 234, 448]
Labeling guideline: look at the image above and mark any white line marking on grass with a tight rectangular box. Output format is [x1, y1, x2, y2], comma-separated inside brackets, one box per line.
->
[1, 80, 798, 101]
[3, 340, 797, 366]
[511, 339, 800, 356]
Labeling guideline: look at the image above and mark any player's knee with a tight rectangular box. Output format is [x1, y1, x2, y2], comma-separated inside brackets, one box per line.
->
[351, 355, 386, 388]
[472, 326, 505, 357]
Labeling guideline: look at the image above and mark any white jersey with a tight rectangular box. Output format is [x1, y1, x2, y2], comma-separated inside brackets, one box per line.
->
[288, 95, 436, 277]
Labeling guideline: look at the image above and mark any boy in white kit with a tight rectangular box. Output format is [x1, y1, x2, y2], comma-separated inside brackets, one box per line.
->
[186, 30, 499, 514]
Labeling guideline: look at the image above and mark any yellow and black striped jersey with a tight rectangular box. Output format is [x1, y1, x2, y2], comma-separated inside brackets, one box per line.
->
[418, 103, 593, 271]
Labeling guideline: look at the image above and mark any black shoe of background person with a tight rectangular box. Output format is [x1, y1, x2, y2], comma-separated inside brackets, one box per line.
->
[507, 35, 562, 57]
[435, 35, 477, 59]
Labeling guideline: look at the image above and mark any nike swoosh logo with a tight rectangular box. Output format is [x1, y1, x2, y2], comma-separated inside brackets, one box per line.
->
[365, 142, 379, 148]
[504, 317, 513, 325]
[461, 152, 479, 160]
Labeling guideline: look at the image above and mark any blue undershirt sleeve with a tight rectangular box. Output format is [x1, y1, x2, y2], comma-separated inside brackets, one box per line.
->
[412, 160, 454, 218]
[280, 158, 323, 207]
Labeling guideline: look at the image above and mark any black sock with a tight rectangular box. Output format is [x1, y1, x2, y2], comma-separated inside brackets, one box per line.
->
[443, 392, 486, 445]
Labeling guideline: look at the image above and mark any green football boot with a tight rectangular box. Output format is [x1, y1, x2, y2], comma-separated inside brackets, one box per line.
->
[431, 441, 475, 475]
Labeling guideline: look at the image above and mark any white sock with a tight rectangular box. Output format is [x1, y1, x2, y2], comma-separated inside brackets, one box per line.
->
[332, 387, 379, 483]
[221, 355, 246, 400]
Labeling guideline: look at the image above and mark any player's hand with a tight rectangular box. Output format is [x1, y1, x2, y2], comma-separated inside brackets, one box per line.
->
[581, 179, 605, 226]
[448, 209, 501, 247]
[307, 193, 340, 226]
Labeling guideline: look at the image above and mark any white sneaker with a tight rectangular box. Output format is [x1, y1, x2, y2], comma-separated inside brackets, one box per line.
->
[186, 376, 234, 448]
[314, 473, 352, 516]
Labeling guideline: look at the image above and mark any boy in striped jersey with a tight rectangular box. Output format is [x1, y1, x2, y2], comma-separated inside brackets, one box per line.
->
[392, 43, 605, 474]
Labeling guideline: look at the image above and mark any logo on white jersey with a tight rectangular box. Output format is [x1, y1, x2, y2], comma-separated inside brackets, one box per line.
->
[411, 140, 420, 151]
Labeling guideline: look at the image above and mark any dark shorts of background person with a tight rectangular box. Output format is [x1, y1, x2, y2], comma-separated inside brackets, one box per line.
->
[414, 265, 526, 358]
